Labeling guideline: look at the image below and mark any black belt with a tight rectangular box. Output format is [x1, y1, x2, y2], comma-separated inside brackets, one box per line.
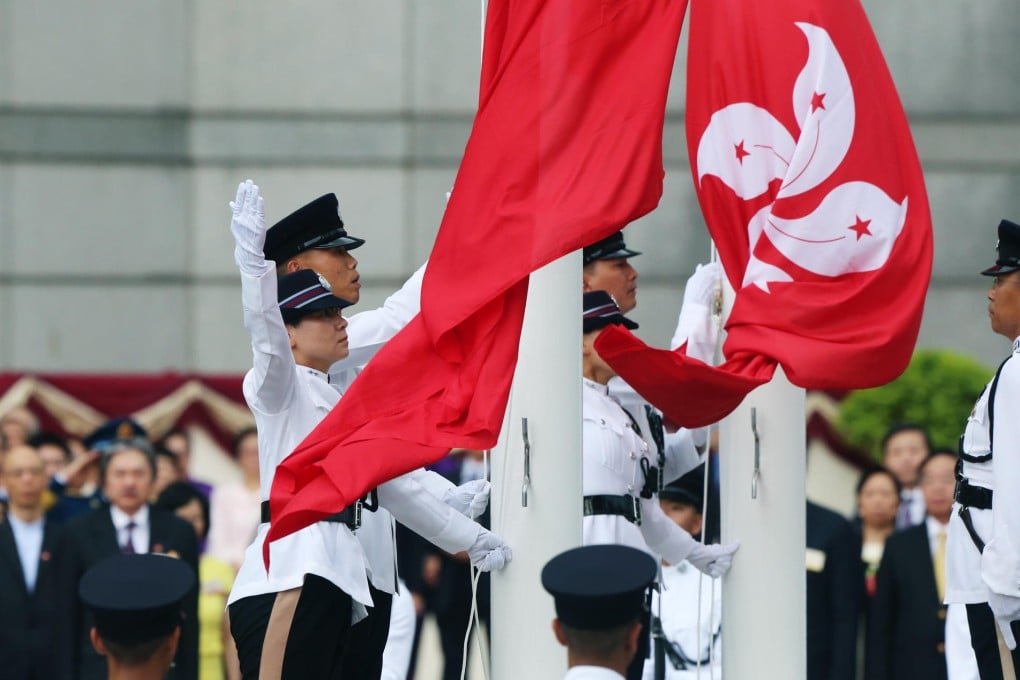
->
[260, 500, 362, 530]
[954, 479, 993, 510]
[584, 494, 641, 526]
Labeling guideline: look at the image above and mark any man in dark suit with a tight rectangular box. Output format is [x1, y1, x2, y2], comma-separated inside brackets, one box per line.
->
[807, 501, 863, 680]
[56, 430, 199, 680]
[866, 450, 957, 680]
[0, 444, 64, 679]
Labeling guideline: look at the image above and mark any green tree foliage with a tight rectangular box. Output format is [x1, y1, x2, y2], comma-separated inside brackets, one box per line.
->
[837, 349, 993, 463]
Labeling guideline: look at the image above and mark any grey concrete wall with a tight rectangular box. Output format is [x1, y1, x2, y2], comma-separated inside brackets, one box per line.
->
[1, 1, 1019, 373]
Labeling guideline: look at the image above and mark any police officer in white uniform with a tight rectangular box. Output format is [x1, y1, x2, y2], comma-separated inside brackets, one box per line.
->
[582, 234, 720, 488]
[581, 291, 738, 680]
[259, 185, 496, 676]
[643, 467, 722, 680]
[542, 544, 659, 680]
[226, 181, 509, 678]
[946, 218, 1020, 679]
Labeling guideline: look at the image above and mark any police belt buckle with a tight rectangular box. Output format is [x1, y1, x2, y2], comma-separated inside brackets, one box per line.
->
[351, 499, 363, 530]
[632, 494, 642, 526]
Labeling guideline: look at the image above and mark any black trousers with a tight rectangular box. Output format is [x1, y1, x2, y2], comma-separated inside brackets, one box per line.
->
[229, 574, 353, 680]
[966, 602, 1020, 680]
[340, 585, 394, 679]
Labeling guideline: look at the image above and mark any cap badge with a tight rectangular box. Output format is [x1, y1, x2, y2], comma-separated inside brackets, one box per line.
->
[316, 273, 333, 292]
[116, 422, 134, 439]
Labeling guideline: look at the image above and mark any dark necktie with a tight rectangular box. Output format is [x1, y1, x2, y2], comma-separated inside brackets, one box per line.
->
[121, 521, 136, 555]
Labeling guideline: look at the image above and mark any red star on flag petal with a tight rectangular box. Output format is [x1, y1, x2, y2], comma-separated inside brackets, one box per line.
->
[734, 140, 751, 164]
[811, 91, 826, 112]
[848, 215, 873, 240]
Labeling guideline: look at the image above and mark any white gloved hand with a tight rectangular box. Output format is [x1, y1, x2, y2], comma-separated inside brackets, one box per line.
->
[684, 261, 723, 309]
[467, 528, 512, 572]
[443, 479, 490, 520]
[670, 262, 723, 361]
[229, 180, 268, 275]
[988, 592, 1020, 649]
[685, 540, 740, 578]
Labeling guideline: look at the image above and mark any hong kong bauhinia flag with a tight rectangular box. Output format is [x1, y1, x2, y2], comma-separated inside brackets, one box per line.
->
[596, 0, 933, 427]
[265, 0, 688, 550]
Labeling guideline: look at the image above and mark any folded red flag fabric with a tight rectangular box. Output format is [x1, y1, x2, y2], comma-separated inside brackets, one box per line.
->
[596, 0, 933, 428]
[265, 0, 689, 552]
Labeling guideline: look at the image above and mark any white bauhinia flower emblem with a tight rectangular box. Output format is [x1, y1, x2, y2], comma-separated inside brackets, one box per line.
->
[696, 22, 908, 292]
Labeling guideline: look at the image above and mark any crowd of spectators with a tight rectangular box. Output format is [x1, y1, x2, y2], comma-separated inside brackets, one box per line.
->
[0, 404, 971, 679]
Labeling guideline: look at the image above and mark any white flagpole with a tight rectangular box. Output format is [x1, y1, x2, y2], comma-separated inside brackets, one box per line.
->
[718, 280, 807, 680]
[490, 253, 583, 680]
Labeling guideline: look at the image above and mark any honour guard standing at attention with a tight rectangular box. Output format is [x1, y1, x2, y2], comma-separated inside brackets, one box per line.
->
[542, 544, 659, 680]
[581, 291, 739, 680]
[226, 181, 509, 678]
[946, 218, 1020, 679]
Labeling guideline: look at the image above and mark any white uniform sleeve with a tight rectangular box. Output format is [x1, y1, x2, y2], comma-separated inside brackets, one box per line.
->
[376, 472, 481, 554]
[670, 300, 717, 363]
[241, 267, 298, 415]
[330, 262, 426, 374]
[407, 467, 456, 498]
[661, 429, 705, 483]
[638, 496, 699, 565]
[982, 356, 1020, 598]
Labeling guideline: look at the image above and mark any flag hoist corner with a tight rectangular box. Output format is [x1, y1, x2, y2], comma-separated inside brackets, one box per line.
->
[264, 0, 689, 554]
[596, 0, 933, 428]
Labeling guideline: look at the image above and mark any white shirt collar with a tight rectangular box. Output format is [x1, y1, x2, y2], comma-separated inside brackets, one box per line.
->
[564, 667, 626, 680]
[303, 366, 329, 382]
[7, 513, 44, 533]
[110, 503, 149, 530]
[583, 377, 610, 395]
[925, 514, 948, 546]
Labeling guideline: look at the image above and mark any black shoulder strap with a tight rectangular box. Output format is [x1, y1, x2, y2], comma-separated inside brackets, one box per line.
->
[960, 357, 1010, 464]
[988, 355, 1010, 455]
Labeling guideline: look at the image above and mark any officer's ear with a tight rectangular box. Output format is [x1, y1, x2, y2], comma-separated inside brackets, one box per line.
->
[624, 620, 643, 657]
[89, 628, 108, 656]
[551, 618, 568, 647]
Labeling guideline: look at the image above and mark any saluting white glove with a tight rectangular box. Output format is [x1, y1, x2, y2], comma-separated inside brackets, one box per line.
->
[685, 540, 740, 578]
[443, 479, 491, 520]
[229, 179, 268, 275]
[988, 591, 1020, 649]
[670, 262, 722, 363]
[467, 528, 512, 572]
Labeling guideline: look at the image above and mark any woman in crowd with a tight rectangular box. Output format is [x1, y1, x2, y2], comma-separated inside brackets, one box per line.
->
[856, 466, 902, 597]
[206, 427, 261, 570]
[156, 481, 240, 680]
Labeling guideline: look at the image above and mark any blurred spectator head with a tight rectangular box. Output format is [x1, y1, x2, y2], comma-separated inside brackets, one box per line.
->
[151, 445, 183, 501]
[1, 445, 47, 514]
[154, 481, 210, 541]
[28, 432, 73, 479]
[880, 422, 932, 489]
[1, 406, 40, 451]
[918, 449, 957, 523]
[232, 427, 260, 483]
[84, 417, 149, 455]
[156, 427, 191, 476]
[101, 443, 156, 516]
[856, 465, 902, 530]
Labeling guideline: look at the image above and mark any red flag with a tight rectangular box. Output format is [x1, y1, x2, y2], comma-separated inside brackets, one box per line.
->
[265, 0, 688, 550]
[596, 0, 932, 428]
